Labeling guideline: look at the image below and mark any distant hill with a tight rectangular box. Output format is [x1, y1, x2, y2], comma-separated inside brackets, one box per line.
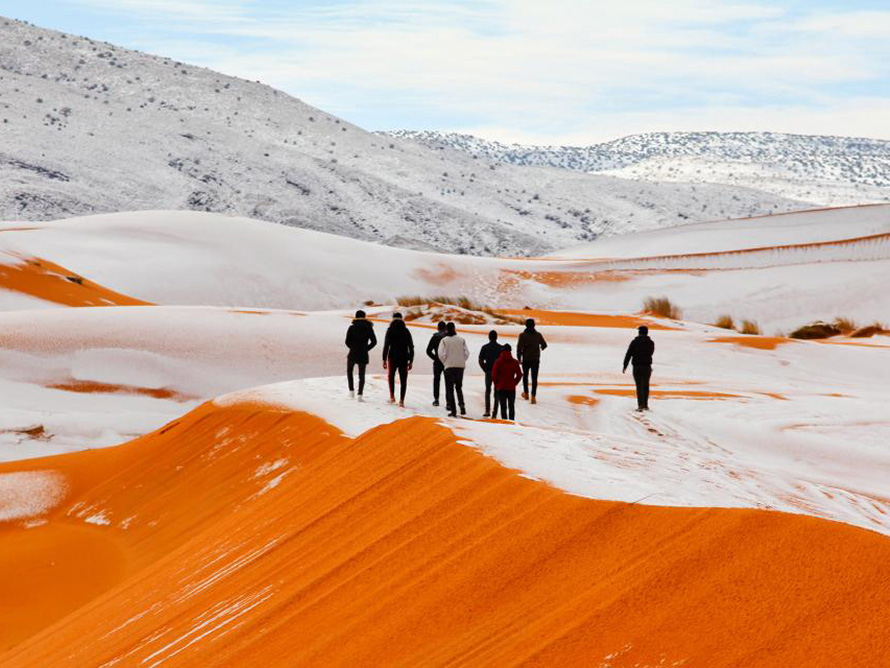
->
[1, 17, 807, 255]
[382, 130, 890, 207]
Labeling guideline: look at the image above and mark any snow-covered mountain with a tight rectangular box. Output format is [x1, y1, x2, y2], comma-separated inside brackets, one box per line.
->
[383, 130, 890, 207]
[0, 17, 807, 256]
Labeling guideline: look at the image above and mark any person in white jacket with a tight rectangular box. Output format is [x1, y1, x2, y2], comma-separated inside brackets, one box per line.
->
[437, 321, 470, 417]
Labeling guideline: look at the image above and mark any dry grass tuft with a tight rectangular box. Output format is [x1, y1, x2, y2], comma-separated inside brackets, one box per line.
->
[396, 295, 426, 307]
[850, 322, 889, 338]
[642, 296, 682, 320]
[739, 319, 761, 335]
[833, 317, 857, 335]
[713, 314, 735, 330]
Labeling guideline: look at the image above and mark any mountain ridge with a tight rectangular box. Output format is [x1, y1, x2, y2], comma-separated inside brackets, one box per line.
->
[381, 130, 890, 207]
[1, 16, 810, 255]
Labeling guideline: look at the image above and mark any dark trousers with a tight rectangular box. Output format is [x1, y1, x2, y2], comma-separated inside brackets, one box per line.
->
[522, 360, 540, 397]
[432, 361, 444, 402]
[633, 364, 652, 409]
[497, 389, 516, 420]
[484, 370, 499, 417]
[444, 367, 465, 414]
[387, 359, 408, 401]
[347, 356, 367, 394]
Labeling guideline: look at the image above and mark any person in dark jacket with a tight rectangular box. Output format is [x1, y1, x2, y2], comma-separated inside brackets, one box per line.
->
[345, 309, 377, 399]
[491, 344, 522, 421]
[426, 321, 447, 406]
[478, 330, 504, 418]
[623, 325, 655, 411]
[516, 318, 547, 404]
[383, 312, 414, 407]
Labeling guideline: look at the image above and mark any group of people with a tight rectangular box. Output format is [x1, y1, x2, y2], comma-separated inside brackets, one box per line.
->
[345, 309, 656, 418]
[345, 310, 552, 420]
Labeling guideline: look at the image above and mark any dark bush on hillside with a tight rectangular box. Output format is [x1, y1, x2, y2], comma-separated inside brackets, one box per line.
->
[851, 323, 889, 338]
[790, 321, 844, 339]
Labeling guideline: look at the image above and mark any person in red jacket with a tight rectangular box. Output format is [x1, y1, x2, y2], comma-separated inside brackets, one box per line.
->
[491, 344, 523, 421]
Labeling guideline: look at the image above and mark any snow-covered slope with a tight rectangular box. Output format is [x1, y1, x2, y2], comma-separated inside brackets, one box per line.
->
[2, 206, 888, 332]
[0, 204, 888, 664]
[0, 17, 807, 255]
[385, 130, 890, 207]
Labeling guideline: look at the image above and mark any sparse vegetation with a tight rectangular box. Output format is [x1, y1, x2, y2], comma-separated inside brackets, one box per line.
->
[790, 321, 844, 339]
[394, 296, 526, 325]
[851, 322, 889, 338]
[739, 319, 761, 335]
[642, 296, 682, 320]
[713, 314, 734, 330]
[789, 317, 879, 340]
[833, 317, 857, 335]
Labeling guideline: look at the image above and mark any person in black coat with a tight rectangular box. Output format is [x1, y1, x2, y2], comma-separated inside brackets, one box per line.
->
[345, 309, 377, 399]
[478, 330, 504, 418]
[516, 318, 547, 404]
[383, 312, 414, 406]
[426, 321, 447, 406]
[623, 325, 655, 411]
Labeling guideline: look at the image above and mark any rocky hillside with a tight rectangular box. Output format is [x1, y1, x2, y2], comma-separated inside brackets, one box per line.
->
[1, 17, 805, 255]
[384, 131, 890, 207]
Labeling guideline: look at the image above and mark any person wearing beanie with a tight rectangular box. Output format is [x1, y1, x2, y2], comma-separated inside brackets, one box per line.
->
[516, 318, 548, 404]
[623, 325, 655, 411]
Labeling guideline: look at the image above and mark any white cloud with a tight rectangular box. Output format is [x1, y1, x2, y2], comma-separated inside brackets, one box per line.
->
[65, 0, 890, 143]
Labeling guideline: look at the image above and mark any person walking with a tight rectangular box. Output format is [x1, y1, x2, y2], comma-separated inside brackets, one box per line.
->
[382, 312, 414, 407]
[345, 309, 377, 400]
[437, 321, 470, 417]
[478, 330, 504, 418]
[491, 344, 522, 421]
[623, 325, 655, 411]
[517, 318, 547, 404]
[425, 321, 448, 407]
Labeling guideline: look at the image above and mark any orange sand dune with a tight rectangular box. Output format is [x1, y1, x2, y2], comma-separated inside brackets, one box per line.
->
[708, 335, 791, 350]
[568, 394, 600, 406]
[46, 379, 194, 402]
[0, 252, 151, 307]
[498, 308, 676, 329]
[1, 404, 889, 666]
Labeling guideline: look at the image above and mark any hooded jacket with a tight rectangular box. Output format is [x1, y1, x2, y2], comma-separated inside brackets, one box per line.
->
[517, 327, 547, 364]
[345, 318, 377, 364]
[491, 349, 522, 391]
[437, 333, 470, 369]
[383, 319, 414, 364]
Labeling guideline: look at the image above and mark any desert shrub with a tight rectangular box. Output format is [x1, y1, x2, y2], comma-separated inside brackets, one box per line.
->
[396, 295, 425, 307]
[833, 317, 857, 335]
[739, 319, 761, 335]
[403, 307, 424, 322]
[789, 321, 843, 339]
[713, 314, 734, 330]
[642, 296, 682, 320]
[851, 322, 888, 338]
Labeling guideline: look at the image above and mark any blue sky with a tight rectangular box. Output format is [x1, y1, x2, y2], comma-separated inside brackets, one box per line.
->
[4, 0, 889, 144]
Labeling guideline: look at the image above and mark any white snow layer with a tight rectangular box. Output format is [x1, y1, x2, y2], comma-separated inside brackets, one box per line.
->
[0, 470, 67, 521]
[223, 321, 890, 537]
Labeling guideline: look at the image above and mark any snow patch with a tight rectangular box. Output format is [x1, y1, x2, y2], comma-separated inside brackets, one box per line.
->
[0, 470, 67, 521]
